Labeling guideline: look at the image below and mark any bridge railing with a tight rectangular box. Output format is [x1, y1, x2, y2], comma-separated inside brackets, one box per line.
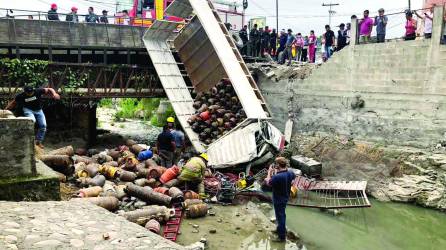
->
[0, 62, 164, 99]
[0, 8, 152, 49]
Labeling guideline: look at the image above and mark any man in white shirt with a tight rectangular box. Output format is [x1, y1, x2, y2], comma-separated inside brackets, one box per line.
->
[416, 6, 434, 39]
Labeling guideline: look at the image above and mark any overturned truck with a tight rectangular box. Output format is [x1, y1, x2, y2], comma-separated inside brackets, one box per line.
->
[143, 0, 284, 167]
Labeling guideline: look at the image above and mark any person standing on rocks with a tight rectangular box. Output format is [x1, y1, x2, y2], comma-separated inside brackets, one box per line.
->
[308, 30, 317, 63]
[239, 25, 249, 55]
[5, 86, 60, 148]
[156, 125, 176, 168]
[323, 25, 335, 59]
[277, 29, 288, 61]
[249, 24, 260, 57]
[283, 29, 296, 66]
[266, 157, 296, 242]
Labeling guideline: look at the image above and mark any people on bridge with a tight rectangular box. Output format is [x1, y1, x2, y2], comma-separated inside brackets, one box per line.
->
[249, 24, 260, 57]
[270, 29, 278, 58]
[66, 7, 79, 23]
[374, 8, 388, 43]
[308, 30, 317, 63]
[337, 23, 348, 51]
[239, 25, 249, 56]
[359, 10, 374, 44]
[266, 157, 296, 242]
[156, 125, 176, 168]
[5, 86, 60, 148]
[85, 7, 99, 23]
[100, 10, 109, 24]
[404, 11, 417, 41]
[323, 25, 335, 60]
[415, 6, 434, 39]
[47, 3, 59, 21]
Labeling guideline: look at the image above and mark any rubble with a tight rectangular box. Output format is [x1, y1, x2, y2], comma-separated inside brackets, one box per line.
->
[248, 62, 319, 82]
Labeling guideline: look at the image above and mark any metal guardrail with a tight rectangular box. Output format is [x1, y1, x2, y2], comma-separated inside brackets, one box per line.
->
[0, 8, 158, 49]
[0, 63, 164, 99]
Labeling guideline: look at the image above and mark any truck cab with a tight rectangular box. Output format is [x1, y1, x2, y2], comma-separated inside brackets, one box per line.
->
[116, 0, 183, 27]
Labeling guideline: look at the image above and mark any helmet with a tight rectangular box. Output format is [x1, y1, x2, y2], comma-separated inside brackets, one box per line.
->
[51, 3, 57, 9]
[71, 6, 78, 11]
[199, 153, 208, 161]
[167, 117, 175, 123]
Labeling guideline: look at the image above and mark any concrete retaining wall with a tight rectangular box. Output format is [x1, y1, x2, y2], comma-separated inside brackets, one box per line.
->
[260, 40, 446, 148]
[0, 118, 36, 178]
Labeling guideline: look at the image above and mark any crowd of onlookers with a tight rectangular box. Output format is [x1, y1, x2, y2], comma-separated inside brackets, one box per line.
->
[238, 6, 446, 64]
[27, 3, 131, 25]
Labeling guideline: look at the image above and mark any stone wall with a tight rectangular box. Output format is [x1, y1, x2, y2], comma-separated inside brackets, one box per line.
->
[0, 118, 36, 178]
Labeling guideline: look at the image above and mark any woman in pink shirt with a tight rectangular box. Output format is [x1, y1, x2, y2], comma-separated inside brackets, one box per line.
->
[308, 30, 316, 63]
[294, 33, 304, 62]
[404, 11, 417, 40]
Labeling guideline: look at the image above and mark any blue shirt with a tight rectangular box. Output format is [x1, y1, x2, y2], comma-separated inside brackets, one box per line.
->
[271, 170, 296, 204]
[279, 34, 287, 47]
[171, 130, 185, 148]
[375, 15, 388, 35]
[286, 34, 295, 46]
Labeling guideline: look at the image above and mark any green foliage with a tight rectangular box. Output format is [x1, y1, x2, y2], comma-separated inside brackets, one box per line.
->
[61, 68, 89, 93]
[99, 99, 113, 108]
[0, 58, 48, 87]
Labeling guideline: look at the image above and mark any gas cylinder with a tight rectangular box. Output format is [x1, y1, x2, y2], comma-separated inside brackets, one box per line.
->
[186, 203, 208, 218]
[159, 166, 180, 184]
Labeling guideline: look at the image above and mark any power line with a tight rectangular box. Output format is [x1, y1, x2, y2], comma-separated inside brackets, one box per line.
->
[322, 2, 339, 26]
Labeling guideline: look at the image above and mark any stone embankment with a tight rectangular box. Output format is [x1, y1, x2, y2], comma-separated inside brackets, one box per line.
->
[0, 200, 185, 250]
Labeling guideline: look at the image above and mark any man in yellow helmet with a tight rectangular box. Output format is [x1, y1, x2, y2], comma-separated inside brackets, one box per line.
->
[178, 153, 208, 196]
[166, 116, 175, 130]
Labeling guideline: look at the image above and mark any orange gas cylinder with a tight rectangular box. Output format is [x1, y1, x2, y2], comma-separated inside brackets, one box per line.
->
[159, 166, 180, 184]
[184, 190, 200, 200]
[153, 187, 169, 195]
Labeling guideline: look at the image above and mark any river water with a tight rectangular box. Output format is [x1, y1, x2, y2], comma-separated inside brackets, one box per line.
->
[281, 199, 446, 250]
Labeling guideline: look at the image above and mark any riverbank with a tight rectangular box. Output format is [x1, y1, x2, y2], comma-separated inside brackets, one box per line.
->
[290, 133, 446, 211]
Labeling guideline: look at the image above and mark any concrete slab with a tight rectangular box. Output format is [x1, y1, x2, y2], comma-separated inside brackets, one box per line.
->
[0, 161, 60, 201]
[0, 200, 185, 250]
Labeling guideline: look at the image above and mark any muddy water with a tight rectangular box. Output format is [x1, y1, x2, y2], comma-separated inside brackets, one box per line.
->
[283, 199, 446, 250]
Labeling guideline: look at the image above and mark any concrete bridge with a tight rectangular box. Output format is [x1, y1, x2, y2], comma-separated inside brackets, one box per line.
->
[0, 19, 193, 99]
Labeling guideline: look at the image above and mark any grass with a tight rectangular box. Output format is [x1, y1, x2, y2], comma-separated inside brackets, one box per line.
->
[98, 98, 176, 127]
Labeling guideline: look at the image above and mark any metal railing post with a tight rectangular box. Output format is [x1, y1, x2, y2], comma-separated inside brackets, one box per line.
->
[350, 17, 358, 46]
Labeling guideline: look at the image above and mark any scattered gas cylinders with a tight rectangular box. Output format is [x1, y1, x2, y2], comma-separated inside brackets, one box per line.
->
[182, 199, 204, 209]
[168, 187, 184, 201]
[186, 203, 208, 218]
[79, 186, 103, 198]
[74, 197, 119, 211]
[184, 190, 200, 200]
[145, 219, 161, 234]
[99, 165, 118, 179]
[159, 166, 180, 184]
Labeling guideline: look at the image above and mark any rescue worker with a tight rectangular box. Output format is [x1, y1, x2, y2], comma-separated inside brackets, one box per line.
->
[5, 86, 60, 148]
[266, 157, 296, 242]
[47, 3, 59, 21]
[66, 7, 79, 23]
[85, 7, 99, 23]
[156, 125, 176, 168]
[178, 153, 208, 197]
[166, 116, 175, 130]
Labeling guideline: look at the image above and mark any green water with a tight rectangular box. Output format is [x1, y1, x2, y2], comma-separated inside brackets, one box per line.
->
[285, 200, 446, 250]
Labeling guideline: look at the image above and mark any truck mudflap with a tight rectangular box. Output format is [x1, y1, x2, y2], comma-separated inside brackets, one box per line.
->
[207, 121, 285, 168]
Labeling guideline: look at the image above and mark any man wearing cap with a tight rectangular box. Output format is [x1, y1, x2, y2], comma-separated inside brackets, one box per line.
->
[266, 157, 296, 242]
[6, 86, 60, 148]
[100, 10, 109, 24]
[47, 3, 59, 21]
[277, 29, 287, 62]
[374, 8, 388, 43]
[66, 7, 79, 23]
[337, 23, 348, 51]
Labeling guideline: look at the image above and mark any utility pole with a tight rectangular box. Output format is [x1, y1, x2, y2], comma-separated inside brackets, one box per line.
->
[408, 0, 411, 10]
[322, 2, 339, 27]
[276, 0, 279, 32]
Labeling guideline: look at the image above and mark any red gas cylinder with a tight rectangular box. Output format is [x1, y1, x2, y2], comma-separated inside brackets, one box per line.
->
[159, 166, 180, 184]
[153, 187, 169, 195]
[200, 111, 211, 121]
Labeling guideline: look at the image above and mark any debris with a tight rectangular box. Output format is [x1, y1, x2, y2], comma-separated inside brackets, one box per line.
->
[209, 228, 217, 234]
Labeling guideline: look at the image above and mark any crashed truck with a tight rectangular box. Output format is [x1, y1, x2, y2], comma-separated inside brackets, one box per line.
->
[143, 0, 285, 168]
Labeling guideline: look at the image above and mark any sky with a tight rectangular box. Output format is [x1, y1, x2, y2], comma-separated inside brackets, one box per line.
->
[0, 0, 424, 38]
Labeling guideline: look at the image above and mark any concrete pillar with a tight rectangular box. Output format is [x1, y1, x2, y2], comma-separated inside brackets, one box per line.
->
[432, 5, 445, 46]
[350, 18, 358, 46]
